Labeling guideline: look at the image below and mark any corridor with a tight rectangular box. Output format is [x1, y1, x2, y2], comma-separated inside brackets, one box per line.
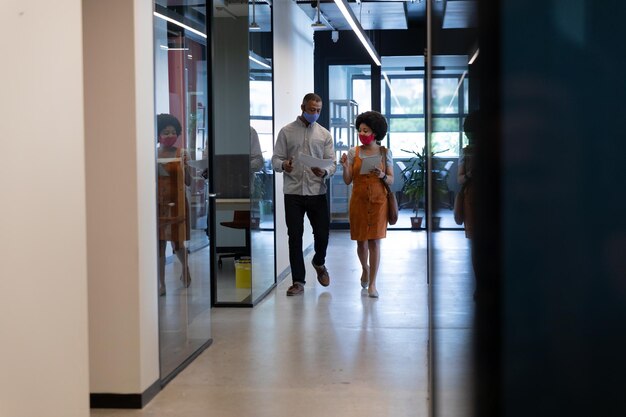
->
[91, 230, 473, 417]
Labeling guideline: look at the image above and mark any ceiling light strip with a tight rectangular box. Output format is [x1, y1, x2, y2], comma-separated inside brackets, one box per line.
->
[249, 55, 272, 69]
[445, 70, 467, 112]
[153, 11, 207, 39]
[333, 0, 381, 66]
[382, 72, 403, 113]
[468, 48, 479, 65]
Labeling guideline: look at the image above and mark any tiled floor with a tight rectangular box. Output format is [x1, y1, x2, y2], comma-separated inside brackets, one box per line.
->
[91, 230, 474, 417]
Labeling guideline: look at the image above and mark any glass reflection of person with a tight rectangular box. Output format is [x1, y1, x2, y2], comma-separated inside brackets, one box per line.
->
[458, 111, 477, 298]
[201, 126, 263, 178]
[250, 126, 265, 201]
[157, 113, 192, 296]
[340, 111, 393, 298]
[250, 126, 264, 172]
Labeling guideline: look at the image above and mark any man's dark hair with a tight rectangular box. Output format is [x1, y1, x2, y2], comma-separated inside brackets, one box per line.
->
[157, 113, 182, 136]
[355, 111, 388, 142]
[302, 93, 322, 105]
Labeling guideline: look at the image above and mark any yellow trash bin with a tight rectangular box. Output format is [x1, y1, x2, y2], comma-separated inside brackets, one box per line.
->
[235, 257, 252, 289]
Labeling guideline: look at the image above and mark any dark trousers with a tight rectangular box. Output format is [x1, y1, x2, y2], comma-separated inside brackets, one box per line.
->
[284, 194, 330, 284]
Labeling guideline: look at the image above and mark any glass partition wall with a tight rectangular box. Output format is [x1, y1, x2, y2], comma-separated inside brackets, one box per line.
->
[427, 0, 479, 415]
[327, 64, 370, 225]
[317, 5, 479, 413]
[249, 4, 276, 303]
[211, 1, 275, 306]
[153, 1, 212, 381]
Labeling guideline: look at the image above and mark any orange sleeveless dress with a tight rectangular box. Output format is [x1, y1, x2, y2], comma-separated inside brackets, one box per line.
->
[349, 147, 388, 241]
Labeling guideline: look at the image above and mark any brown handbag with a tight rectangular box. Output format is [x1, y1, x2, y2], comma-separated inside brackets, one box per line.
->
[453, 184, 465, 225]
[382, 147, 398, 225]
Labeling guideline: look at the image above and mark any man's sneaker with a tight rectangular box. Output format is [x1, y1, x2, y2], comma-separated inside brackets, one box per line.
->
[312, 261, 330, 287]
[286, 282, 304, 296]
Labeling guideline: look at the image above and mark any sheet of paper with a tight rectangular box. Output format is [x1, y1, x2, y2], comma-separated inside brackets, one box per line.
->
[359, 155, 382, 174]
[298, 153, 335, 170]
[187, 158, 208, 170]
[157, 157, 180, 164]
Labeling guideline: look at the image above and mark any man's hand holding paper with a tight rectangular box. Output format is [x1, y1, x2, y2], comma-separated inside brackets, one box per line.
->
[298, 152, 335, 171]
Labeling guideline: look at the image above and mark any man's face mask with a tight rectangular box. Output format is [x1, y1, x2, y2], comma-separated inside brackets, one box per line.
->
[302, 111, 319, 124]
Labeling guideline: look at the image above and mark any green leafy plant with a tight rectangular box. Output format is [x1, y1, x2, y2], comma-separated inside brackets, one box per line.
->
[399, 146, 448, 215]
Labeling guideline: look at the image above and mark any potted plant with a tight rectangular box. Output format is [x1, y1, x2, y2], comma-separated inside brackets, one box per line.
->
[251, 169, 272, 226]
[400, 146, 449, 230]
[399, 147, 426, 229]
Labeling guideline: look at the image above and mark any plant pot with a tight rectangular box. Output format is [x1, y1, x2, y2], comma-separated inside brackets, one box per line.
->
[432, 216, 441, 230]
[410, 216, 423, 229]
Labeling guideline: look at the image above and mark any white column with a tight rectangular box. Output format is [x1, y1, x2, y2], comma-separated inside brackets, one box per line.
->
[83, 0, 160, 396]
[0, 1, 89, 416]
[273, 1, 316, 275]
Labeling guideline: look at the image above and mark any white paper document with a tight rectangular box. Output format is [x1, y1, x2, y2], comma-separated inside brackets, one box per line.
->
[187, 158, 208, 170]
[298, 153, 335, 170]
[359, 155, 382, 174]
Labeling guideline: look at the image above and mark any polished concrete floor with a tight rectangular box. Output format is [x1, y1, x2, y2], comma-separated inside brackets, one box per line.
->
[91, 230, 474, 417]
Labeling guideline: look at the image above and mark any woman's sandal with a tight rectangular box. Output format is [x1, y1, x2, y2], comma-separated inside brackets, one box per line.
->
[360, 267, 369, 289]
[180, 270, 191, 288]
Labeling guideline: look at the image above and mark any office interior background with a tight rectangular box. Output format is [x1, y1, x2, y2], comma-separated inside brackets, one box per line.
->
[2, 0, 626, 416]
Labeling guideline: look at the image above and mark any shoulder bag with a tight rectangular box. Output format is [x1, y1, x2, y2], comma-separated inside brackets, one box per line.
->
[381, 147, 398, 225]
[453, 183, 465, 225]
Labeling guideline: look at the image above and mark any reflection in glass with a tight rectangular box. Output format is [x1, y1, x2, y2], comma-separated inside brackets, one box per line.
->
[157, 114, 191, 297]
[212, 1, 275, 305]
[249, 2, 276, 303]
[153, 2, 211, 380]
[328, 64, 370, 224]
[429, 7, 479, 417]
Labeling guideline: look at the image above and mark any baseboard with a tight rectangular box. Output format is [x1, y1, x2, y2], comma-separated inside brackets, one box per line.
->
[90, 379, 160, 409]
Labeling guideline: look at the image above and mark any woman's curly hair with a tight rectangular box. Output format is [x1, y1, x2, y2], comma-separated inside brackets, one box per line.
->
[157, 113, 182, 136]
[355, 111, 388, 143]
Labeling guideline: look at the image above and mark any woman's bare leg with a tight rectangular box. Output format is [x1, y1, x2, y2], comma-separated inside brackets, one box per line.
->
[357, 240, 369, 288]
[367, 239, 381, 296]
[158, 240, 167, 295]
[174, 242, 191, 287]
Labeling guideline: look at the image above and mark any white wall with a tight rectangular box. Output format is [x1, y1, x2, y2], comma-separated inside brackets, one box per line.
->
[273, 1, 316, 277]
[83, 0, 159, 394]
[0, 1, 90, 416]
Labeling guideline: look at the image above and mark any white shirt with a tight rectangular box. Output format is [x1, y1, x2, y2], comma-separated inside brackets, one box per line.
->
[272, 117, 336, 196]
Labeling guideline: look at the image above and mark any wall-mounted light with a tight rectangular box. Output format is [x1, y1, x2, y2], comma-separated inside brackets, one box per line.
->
[333, 0, 381, 66]
[250, 0, 261, 30]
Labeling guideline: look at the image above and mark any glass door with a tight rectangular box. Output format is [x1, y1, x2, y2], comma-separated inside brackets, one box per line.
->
[211, 1, 275, 306]
[153, 1, 212, 381]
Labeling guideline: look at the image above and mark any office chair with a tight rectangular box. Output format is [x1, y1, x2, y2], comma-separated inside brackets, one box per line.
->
[218, 210, 251, 268]
[437, 160, 455, 209]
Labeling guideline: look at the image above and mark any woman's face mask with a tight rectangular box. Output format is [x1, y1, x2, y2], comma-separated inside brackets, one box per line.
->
[359, 134, 375, 145]
[159, 135, 178, 147]
[159, 127, 178, 147]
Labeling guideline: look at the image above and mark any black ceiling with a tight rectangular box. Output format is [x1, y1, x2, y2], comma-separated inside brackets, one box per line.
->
[158, 0, 477, 33]
[295, 0, 477, 31]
